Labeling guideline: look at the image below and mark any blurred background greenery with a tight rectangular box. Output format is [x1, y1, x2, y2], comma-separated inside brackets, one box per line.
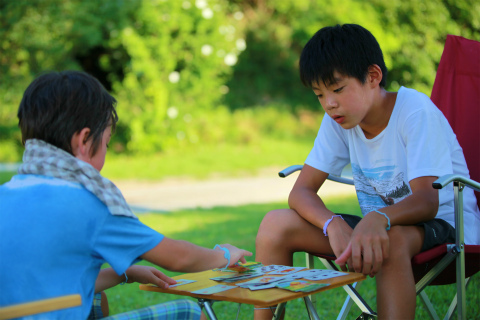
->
[1, 0, 479, 178]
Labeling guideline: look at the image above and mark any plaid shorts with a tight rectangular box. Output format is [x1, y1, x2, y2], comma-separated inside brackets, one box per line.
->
[339, 214, 456, 252]
[88, 293, 201, 320]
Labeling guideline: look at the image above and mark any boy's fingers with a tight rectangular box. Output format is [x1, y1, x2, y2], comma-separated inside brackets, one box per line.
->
[335, 242, 352, 268]
[153, 269, 176, 285]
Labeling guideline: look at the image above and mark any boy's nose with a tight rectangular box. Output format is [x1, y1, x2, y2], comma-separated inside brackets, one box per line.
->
[325, 97, 338, 109]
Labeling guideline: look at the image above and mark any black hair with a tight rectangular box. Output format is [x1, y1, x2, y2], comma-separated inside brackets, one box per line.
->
[299, 24, 388, 88]
[18, 70, 118, 156]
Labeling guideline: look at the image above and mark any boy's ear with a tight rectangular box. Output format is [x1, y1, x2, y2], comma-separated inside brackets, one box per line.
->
[367, 64, 383, 88]
[71, 128, 91, 159]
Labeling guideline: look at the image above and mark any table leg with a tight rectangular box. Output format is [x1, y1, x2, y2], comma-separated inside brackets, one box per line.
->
[197, 299, 218, 320]
[304, 296, 320, 320]
[273, 302, 287, 319]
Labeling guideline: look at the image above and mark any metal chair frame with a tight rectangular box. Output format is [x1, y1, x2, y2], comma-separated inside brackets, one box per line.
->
[279, 165, 480, 320]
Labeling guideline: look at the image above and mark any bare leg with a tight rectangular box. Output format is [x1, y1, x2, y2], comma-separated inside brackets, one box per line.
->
[100, 291, 109, 317]
[376, 225, 424, 320]
[254, 209, 333, 320]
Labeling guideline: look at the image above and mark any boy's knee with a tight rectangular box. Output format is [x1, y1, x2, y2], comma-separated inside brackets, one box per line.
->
[258, 209, 297, 236]
[256, 209, 297, 248]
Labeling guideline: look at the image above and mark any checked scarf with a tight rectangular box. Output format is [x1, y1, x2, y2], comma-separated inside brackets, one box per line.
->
[18, 139, 137, 219]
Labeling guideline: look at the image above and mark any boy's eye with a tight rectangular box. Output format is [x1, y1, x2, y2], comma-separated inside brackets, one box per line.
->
[334, 86, 344, 93]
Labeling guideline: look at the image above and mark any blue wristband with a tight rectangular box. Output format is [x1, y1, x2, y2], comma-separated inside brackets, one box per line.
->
[214, 245, 231, 270]
[373, 209, 391, 230]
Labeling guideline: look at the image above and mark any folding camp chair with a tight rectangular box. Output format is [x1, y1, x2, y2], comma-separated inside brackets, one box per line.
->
[0, 294, 82, 320]
[279, 34, 480, 320]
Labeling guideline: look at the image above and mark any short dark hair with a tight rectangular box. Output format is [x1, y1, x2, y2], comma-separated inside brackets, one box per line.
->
[300, 24, 388, 88]
[18, 70, 118, 156]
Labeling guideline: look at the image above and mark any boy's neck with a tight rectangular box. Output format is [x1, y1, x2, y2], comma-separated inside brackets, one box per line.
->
[360, 89, 397, 139]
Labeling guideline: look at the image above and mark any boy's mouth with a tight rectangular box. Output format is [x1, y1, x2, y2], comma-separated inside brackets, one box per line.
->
[332, 115, 345, 124]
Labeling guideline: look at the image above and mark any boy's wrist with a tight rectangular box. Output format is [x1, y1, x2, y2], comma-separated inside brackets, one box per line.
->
[371, 209, 391, 230]
[323, 215, 344, 237]
[214, 244, 231, 269]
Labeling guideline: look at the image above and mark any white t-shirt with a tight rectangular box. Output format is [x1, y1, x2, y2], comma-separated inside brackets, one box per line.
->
[306, 86, 480, 245]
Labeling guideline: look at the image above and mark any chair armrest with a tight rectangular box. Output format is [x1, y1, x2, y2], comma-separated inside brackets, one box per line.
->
[0, 294, 81, 319]
[278, 165, 303, 177]
[278, 165, 354, 185]
[433, 174, 480, 193]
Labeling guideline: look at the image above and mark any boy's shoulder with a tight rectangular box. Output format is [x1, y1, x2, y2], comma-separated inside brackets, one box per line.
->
[392, 86, 440, 120]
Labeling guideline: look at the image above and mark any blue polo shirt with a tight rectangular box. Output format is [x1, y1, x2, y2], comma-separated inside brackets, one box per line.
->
[0, 175, 164, 319]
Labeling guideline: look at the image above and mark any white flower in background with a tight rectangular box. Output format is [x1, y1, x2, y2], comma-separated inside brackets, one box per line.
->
[176, 131, 186, 140]
[182, 1, 191, 9]
[224, 53, 237, 66]
[167, 106, 179, 119]
[220, 85, 229, 94]
[183, 114, 192, 122]
[168, 71, 180, 83]
[233, 11, 244, 20]
[195, 0, 207, 9]
[236, 38, 246, 51]
[202, 8, 213, 19]
[201, 44, 213, 56]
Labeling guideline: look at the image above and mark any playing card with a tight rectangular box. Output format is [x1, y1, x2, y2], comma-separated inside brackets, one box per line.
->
[191, 284, 236, 295]
[211, 272, 263, 282]
[168, 279, 196, 288]
[268, 266, 306, 275]
[275, 280, 330, 292]
[253, 265, 286, 273]
[236, 275, 284, 287]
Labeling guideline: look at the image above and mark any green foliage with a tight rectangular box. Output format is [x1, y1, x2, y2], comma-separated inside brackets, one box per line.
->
[1, 0, 479, 159]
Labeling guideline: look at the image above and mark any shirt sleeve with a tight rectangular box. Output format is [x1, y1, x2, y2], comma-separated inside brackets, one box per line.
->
[401, 100, 454, 181]
[93, 214, 164, 275]
[305, 115, 350, 176]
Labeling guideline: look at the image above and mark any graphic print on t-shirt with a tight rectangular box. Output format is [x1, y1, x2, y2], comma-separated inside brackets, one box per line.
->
[352, 163, 411, 215]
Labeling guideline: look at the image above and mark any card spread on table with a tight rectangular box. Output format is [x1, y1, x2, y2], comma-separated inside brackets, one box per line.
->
[211, 272, 263, 282]
[267, 266, 306, 275]
[213, 261, 263, 273]
[253, 265, 287, 273]
[237, 275, 284, 286]
[191, 284, 236, 295]
[275, 280, 330, 292]
[169, 279, 197, 288]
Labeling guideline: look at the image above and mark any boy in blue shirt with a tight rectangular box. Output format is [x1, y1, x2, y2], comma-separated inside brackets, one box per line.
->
[254, 24, 480, 319]
[0, 70, 252, 319]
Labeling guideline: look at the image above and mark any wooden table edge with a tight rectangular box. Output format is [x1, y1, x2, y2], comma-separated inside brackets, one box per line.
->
[139, 271, 366, 308]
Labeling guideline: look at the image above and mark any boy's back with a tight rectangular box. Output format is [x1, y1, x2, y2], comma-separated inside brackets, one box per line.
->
[0, 174, 162, 319]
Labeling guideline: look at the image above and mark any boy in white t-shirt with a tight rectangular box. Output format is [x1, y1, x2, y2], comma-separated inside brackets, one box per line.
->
[254, 24, 479, 320]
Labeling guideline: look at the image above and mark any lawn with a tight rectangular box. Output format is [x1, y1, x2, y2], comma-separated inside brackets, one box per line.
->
[103, 196, 480, 319]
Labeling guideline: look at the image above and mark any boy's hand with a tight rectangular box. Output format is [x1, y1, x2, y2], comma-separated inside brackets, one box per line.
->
[125, 265, 177, 288]
[215, 243, 253, 266]
[325, 217, 355, 272]
[335, 212, 389, 277]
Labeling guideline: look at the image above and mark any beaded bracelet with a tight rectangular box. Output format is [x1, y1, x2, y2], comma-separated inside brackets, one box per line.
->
[373, 209, 391, 230]
[323, 215, 344, 236]
[214, 244, 231, 270]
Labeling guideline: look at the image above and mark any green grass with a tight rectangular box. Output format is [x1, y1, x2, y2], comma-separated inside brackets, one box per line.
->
[103, 196, 480, 319]
[102, 138, 313, 181]
[0, 171, 15, 184]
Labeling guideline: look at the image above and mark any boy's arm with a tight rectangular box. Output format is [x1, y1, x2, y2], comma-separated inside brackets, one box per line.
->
[336, 175, 439, 276]
[95, 265, 176, 293]
[288, 164, 356, 267]
[140, 240, 252, 273]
